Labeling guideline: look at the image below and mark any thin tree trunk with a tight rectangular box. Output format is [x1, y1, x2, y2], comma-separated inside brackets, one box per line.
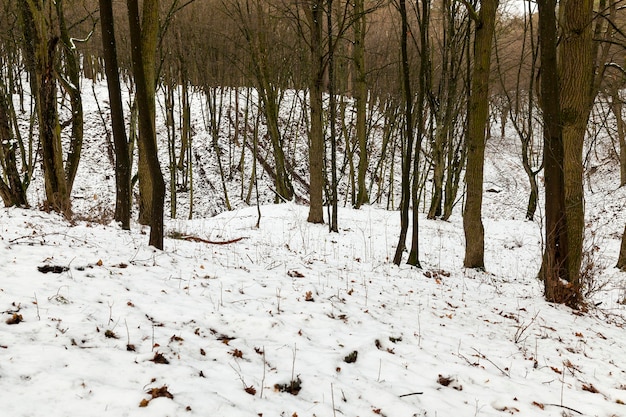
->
[611, 91, 626, 186]
[353, 0, 368, 208]
[327, 0, 338, 232]
[408, 0, 430, 268]
[0, 78, 28, 207]
[56, 0, 83, 193]
[99, 0, 131, 230]
[393, 0, 413, 265]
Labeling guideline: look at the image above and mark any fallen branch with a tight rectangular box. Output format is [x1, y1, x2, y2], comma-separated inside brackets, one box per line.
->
[181, 235, 245, 245]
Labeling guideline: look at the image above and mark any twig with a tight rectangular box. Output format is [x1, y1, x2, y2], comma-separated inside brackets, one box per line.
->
[260, 347, 266, 399]
[34, 293, 40, 321]
[331, 383, 337, 417]
[399, 392, 423, 397]
[472, 348, 510, 377]
[545, 404, 583, 415]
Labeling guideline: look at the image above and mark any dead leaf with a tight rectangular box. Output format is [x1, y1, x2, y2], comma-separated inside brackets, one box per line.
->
[150, 352, 170, 364]
[532, 401, 544, 410]
[6, 313, 23, 325]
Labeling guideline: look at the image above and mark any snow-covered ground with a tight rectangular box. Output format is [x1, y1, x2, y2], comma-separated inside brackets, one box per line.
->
[2, 197, 626, 417]
[3, 78, 626, 416]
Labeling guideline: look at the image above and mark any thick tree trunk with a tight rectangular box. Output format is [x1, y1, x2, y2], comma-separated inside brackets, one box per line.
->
[99, 0, 131, 230]
[135, 0, 159, 225]
[538, 0, 579, 307]
[463, 0, 498, 270]
[559, 0, 594, 287]
[307, 1, 325, 224]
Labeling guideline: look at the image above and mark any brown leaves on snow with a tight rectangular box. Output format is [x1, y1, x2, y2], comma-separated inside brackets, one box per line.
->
[139, 385, 174, 407]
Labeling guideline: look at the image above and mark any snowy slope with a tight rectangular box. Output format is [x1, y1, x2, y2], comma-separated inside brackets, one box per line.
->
[2, 79, 626, 416]
[2, 199, 626, 416]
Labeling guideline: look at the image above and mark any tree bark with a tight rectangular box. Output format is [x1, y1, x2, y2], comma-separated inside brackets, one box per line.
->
[559, 0, 594, 287]
[353, 0, 369, 208]
[612, 91, 626, 187]
[127, 0, 165, 249]
[0, 78, 28, 207]
[56, 0, 83, 193]
[392, 0, 413, 265]
[327, 0, 338, 232]
[135, 0, 160, 225]
[462, 0, 498, 270]
[407, 0, 430, 268]
[538, 0, 578, 307]
[18, 1, 71, 217]
[99, 0, 131, 230]
[307, 1, 325, 224]
[617, 224, 626, 270]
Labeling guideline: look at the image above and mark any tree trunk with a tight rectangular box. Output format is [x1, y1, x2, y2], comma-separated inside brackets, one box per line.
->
[559, 0, 594, 287]
[127, 0, 165, 249]
[538, 0, 578, 307]
[327, 0, 338, 232]
[407, 0, 430, 268]
[610, 89, 626, 186]
[99, 0, 131, 230]
[56, 0, 83, 193]
[617, 224, 626, 270]
[40, 36, 71, 216]
[18, 1, 71, 217]
[135, 0, 159, 225]
[462, 0, 498, 270]
[0, 79, 28, 207]
[307, 1, 325, 224]
[353, 0, 369, 208]
[392, 0, 413, 265]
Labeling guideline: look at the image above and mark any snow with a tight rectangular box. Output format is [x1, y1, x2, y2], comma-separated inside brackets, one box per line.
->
[3, 78, 626, 416]
[2, 195, 626, 416]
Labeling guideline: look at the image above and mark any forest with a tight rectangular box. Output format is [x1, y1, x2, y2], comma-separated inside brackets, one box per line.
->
[0, 0, 625, 310]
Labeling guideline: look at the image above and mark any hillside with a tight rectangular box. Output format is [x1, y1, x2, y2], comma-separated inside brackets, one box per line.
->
[2, 81, 626, 416]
